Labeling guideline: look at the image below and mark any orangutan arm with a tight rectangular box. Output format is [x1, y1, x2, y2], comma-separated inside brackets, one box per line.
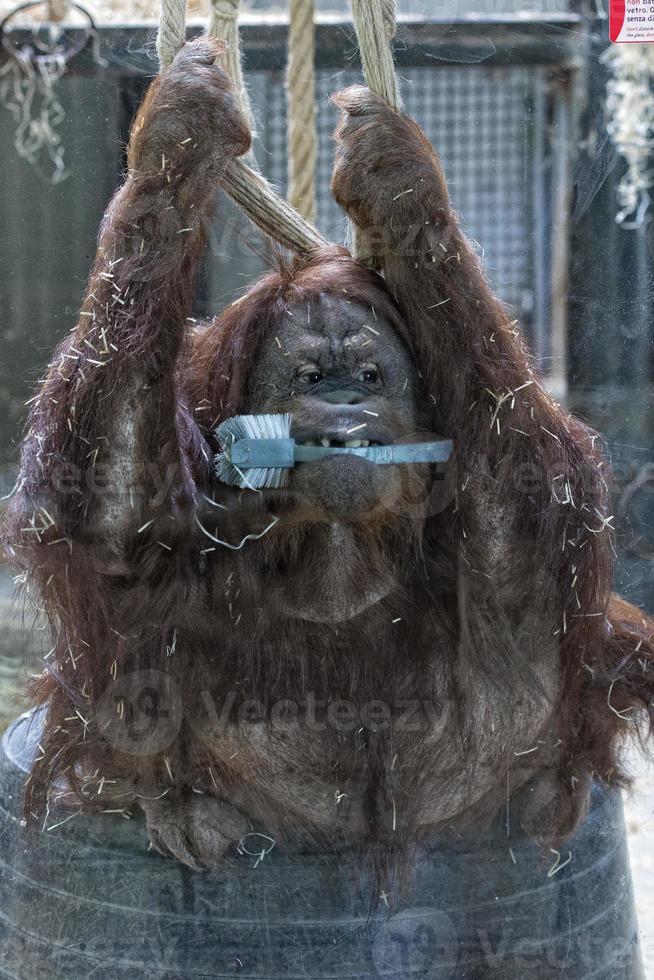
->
[9, 39, 250, 564]
[331, 85, 612, 623]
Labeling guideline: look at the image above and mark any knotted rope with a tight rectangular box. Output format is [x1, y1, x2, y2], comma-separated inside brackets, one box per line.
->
[286, 0, 317, 223]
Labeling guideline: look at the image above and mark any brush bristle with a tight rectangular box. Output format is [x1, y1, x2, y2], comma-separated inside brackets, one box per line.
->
[215, 413, 292, 490]
[217, 413, 292, 445]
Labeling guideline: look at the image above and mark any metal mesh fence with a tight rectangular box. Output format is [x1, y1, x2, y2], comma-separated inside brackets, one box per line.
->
[255, 65, 540, 318]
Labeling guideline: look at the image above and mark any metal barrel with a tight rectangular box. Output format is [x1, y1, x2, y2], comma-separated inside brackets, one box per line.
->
[0, 709, 644, 979]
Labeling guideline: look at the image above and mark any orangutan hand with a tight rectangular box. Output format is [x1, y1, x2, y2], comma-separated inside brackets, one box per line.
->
[331, 85, 450, 246]
[128, 37, 251, 184]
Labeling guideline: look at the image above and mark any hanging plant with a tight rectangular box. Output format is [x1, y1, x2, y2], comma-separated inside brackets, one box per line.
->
[602, 43, 654, 227]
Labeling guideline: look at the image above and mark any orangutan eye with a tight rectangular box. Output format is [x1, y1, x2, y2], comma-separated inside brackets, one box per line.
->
[356, 364, 380, 384]
[297, 365, 323, 385]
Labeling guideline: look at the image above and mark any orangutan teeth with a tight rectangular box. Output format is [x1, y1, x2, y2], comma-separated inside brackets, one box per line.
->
[302, 438, 372, 449]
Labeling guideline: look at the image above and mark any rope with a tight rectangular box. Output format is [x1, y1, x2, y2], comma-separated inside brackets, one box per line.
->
[208, 0, 254, 131]
[349, 0, 401, 262]
[47, 0, 69, 20]
[156, 0, 186, 70]
[221, 155, 327, 253]
[156, 0, 327, 255]
[351, 0, 401, 111]
[286, 0, 317, 223]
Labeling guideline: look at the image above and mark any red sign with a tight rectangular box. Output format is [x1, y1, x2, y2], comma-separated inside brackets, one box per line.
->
[610, 0, 654, 41]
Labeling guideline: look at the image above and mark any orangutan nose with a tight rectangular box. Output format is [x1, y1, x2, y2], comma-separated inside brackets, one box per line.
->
[320, 389, 365, 405]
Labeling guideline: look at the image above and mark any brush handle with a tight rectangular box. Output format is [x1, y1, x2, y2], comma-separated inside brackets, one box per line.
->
[228, 438, 453, 469]
[294, 441, 452, 465]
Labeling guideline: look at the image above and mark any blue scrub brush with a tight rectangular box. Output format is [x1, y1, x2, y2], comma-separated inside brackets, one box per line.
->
[215, 413, 453, 490]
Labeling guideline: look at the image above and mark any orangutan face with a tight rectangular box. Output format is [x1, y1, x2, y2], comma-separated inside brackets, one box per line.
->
[245, 294, 425, 517]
